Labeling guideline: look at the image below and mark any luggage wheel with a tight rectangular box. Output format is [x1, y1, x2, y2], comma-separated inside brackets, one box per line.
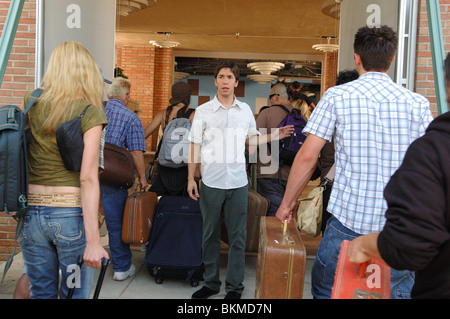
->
[190, 280, 199, 287]
[155, 276, 163, 284]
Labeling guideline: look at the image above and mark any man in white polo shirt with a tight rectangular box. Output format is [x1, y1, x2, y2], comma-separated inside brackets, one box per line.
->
[187, 61, 293, 299]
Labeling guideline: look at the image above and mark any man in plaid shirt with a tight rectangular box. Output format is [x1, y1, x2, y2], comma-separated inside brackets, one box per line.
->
[276, 25, 433, 299]
[101, 77, 148, 281]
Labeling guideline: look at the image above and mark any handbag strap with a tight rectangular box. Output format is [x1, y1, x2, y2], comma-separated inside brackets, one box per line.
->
[79, 104, 91, 117]
[24, 88, 43, 115]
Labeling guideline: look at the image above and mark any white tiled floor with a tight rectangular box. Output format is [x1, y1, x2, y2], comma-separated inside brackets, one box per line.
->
[0, 246, 314, 299]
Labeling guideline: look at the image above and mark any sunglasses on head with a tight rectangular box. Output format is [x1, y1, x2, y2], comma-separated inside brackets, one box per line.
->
[269, 93, 279, 99]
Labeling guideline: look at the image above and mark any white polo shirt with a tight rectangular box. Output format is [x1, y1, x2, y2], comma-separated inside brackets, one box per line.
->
[188, 95, 260, 189]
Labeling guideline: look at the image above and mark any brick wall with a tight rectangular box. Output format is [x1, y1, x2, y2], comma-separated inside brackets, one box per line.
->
[416, 0, 450, 117]
[116, 46, 156, 151]
[151, 48, 174, 150]
[0, 0, 36, 109]
[322, 51, 338, 95]
[116, 46, 174, 152]
[0, 0, 36, 261]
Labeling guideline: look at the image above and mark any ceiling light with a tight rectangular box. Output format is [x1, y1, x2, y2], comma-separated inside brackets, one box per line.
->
[150, 32, 180, 49]
[174, 72, 190, 81]
[247, 62, 284, 84]
[150, 40, 180, 48]
[247, 74, 277, 84]
[321, 0, 341, 19]
[312, 37, 339, 53]
[117, 0, 157, 16]
[247, 62, 285, 75]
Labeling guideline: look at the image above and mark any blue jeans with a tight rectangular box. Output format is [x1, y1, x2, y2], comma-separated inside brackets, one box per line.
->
[19, 206, 94, 299]
[311, 216, 414, 299]
[100, 183, 131, 272]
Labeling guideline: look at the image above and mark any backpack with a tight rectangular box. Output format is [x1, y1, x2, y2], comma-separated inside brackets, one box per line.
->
[269, 104, 308, 166]
[157, 108, 194, 169]
[0, 88, 42, 282]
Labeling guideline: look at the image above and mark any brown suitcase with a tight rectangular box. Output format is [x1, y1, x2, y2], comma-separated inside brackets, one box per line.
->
[122, 190, 158, 245]
[246, 188, 268, 252]
[255, 216, 306, 299]
[221, 188, 268, 252]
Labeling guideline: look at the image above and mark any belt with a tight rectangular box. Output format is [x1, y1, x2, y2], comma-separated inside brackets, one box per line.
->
[27, 193, 82, 207]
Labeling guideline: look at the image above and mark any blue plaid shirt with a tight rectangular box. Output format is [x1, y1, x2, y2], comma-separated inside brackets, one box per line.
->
[104, 98, 146, 152]
[304, 72, 433, 234]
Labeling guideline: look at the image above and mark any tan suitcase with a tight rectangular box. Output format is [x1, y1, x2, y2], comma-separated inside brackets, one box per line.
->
[122, 190, 158, 244]
[255, 216, 306, 299]
[221, 188, 268, 252]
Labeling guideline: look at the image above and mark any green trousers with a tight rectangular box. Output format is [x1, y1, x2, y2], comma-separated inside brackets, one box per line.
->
[199, 181, 248, 294]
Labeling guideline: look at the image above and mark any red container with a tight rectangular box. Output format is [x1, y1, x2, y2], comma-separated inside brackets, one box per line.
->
[331, 240, 391, 299]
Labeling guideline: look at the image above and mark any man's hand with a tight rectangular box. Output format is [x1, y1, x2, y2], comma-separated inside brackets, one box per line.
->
[187, 178, 199, 201]
[271, 125, 294, 141]
[275, 204, 294, 223]
[348, 233, 385, 265]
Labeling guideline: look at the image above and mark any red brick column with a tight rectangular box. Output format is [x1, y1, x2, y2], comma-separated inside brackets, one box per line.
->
[322, 51, 338, 95]
[117, 45, 156, 151]
[0, 0, 36, 261]
[0, 0, 36, 109]
[151, 48, 174, 151]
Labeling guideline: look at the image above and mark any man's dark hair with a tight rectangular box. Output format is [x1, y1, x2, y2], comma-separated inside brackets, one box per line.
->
[353, 25, 398, 72]
[214, 60, 240, 79]
[291, 81, 301, 90]
[336, 69, 359, 85]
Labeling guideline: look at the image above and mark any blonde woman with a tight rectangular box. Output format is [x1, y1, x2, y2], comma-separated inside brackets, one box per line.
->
[290, 91, 312, 121]
[20, 41, 109, 299]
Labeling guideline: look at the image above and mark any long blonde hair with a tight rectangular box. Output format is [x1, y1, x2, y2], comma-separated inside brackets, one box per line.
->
[39, 41, 104, 133]
[292, 98, 311, 121]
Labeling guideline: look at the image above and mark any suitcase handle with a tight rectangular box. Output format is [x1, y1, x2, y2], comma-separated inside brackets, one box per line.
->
[93, 257, 110, 299]
[283, 220, 288, 235]
[282, 220, 296, 245]
[66, 256, 110, 299]
[66, 255, 84, 299]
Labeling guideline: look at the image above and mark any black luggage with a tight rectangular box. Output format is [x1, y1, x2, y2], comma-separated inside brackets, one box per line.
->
[66, 256, 110, 299]
[145, 196, 204, 287]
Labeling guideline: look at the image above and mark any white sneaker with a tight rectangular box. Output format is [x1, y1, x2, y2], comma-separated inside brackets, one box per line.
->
[113, 264, 136, 281]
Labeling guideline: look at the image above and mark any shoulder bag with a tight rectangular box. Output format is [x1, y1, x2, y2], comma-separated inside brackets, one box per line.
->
[100, 142, 135, 189]
[297, 164, 335, 237]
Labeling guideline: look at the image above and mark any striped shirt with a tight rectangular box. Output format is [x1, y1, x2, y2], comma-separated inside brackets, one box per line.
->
[104, 98, 146, 152]
[304, 72, 433, 234]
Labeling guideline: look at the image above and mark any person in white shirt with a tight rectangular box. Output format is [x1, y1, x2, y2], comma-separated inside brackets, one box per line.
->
[187, 61, 293, 299]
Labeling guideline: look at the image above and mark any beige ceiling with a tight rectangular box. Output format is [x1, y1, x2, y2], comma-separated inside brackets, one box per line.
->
[115, 0, 341, 57]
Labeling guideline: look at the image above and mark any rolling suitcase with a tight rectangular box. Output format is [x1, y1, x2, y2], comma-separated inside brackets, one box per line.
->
[145, 196, 204, 287]
[122, 189, 158, 245]
[66, 256, 110, 299]
[255, 216, 306, 299]
[331, 240, 391, 299]
[221, 188, 268, 253]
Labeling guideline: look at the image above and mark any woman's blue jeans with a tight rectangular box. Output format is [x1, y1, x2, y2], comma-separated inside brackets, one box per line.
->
[311, 216, 415, 299]
[19, 206, 94, 299]
[100, 183, 131, 272]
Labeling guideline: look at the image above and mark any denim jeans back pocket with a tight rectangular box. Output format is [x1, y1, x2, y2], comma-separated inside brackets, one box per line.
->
[45, 211, 85, 248]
